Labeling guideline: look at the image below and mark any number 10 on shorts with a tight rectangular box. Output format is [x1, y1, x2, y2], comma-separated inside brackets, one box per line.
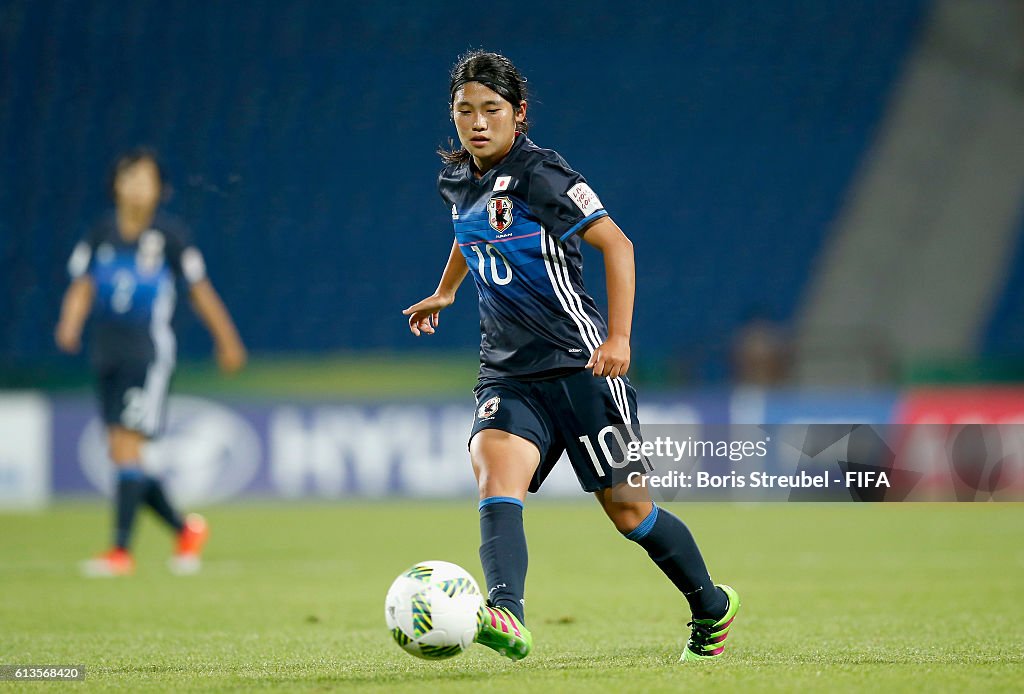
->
[578, 425, 634, 478]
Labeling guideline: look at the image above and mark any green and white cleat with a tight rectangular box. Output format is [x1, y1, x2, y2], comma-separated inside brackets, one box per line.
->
[475, 604, 533, 661]
[680, 584, 741, 662]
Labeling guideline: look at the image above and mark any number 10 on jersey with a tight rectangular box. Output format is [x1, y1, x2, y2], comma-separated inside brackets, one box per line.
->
[470, 243, 513, 286]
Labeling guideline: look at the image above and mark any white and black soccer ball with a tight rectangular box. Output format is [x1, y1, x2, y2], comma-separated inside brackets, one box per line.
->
[384, 560, 483, 660]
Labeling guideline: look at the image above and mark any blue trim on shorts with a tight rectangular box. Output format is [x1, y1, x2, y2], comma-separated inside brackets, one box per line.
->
[478, 496, 524, 511]
[624, 504, 659, 541]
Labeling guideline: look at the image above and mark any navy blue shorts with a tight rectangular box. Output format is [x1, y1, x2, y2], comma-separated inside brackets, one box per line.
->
[471, 368, 651, 493]
[95, 359, 172, 438]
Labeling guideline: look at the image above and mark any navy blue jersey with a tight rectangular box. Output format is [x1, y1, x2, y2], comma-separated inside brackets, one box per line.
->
[439, 135, 610, 378]
[67, 210, 206, 368]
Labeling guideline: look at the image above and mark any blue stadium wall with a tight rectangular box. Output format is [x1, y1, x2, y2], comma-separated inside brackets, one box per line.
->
[985, 209, 1024, 357]
[1, 1, 925, 380]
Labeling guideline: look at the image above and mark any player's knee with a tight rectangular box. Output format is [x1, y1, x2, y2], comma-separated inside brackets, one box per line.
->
[603, 500, 654, 535]
[108, 427, 145, 464]
[470, 430, 538, 500]
[475, 471, 527, 502]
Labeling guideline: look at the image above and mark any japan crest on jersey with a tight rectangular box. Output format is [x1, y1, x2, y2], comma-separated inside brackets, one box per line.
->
[487, 196, 514, 232]
[477, 396, 500, 419]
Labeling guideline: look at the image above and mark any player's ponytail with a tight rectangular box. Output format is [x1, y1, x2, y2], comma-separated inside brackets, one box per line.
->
[438, 50, 529, 165]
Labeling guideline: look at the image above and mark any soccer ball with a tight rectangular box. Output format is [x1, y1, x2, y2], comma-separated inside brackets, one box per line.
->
[384, 560, 483, 660]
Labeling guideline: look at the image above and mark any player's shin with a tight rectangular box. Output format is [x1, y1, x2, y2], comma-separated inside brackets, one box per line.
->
[114, 466, 147, 550]
[477, 496, 528, 623]
[143, 475, 185, 532]
[623, 505, 728, 620]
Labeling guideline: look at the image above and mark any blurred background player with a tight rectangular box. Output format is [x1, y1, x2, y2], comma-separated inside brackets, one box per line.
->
[55, 148, 247, 576]
[404, 51, 740, 662]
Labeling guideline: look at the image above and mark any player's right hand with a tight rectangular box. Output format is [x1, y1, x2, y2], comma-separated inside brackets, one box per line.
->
[216, 339, 247, 374]
[55, 321, 81, 354]
[402, 293, 454, 336]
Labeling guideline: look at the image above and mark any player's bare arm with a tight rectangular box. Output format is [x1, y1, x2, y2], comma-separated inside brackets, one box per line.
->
[581, 216, 635, 379]
[402, 238, 468, 336]
[189, 278, 247, 373]
[55, 276, 96, 354]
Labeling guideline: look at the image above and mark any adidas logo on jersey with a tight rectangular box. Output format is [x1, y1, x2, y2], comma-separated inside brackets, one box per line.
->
[451, 204, 459, 220]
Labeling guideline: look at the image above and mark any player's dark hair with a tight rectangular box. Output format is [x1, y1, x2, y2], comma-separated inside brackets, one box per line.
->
[438, 50, 529, 165]
[109, 147, 166, 201]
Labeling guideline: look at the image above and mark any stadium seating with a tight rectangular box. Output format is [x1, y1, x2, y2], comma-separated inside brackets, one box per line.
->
[1, 0, 925, 381]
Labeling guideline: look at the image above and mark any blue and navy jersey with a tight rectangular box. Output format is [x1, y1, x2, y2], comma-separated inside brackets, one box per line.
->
[439, 134, 610, 378]
[67, 210, 206, 367]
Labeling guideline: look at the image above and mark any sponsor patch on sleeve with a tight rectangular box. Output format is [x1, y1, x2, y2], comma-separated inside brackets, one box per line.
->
[565, 182, 603, 216]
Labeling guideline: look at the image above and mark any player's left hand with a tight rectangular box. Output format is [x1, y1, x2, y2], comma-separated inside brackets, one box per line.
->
[216, 339, 247, 374]
[402, 292, 454, 336]
[586, 335, 630, 378]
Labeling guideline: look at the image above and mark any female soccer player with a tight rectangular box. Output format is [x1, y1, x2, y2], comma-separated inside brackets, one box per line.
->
[403, 51, 740, 662]
[56, 148, 247, 577]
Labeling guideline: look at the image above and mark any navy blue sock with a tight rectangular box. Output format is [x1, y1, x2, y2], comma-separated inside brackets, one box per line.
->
[114, 467, 146, 550]
[624, 505, 728, 620]
[143, 475, 185, 533]
[478, 496, 528, 624]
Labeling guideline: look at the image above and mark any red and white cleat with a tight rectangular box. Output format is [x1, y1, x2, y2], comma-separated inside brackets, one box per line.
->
[168, 513, 209, 575]
[81, 547, 135, 577]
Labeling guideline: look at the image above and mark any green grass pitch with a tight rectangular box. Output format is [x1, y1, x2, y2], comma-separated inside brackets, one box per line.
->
[1, 502, 1021, 692]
